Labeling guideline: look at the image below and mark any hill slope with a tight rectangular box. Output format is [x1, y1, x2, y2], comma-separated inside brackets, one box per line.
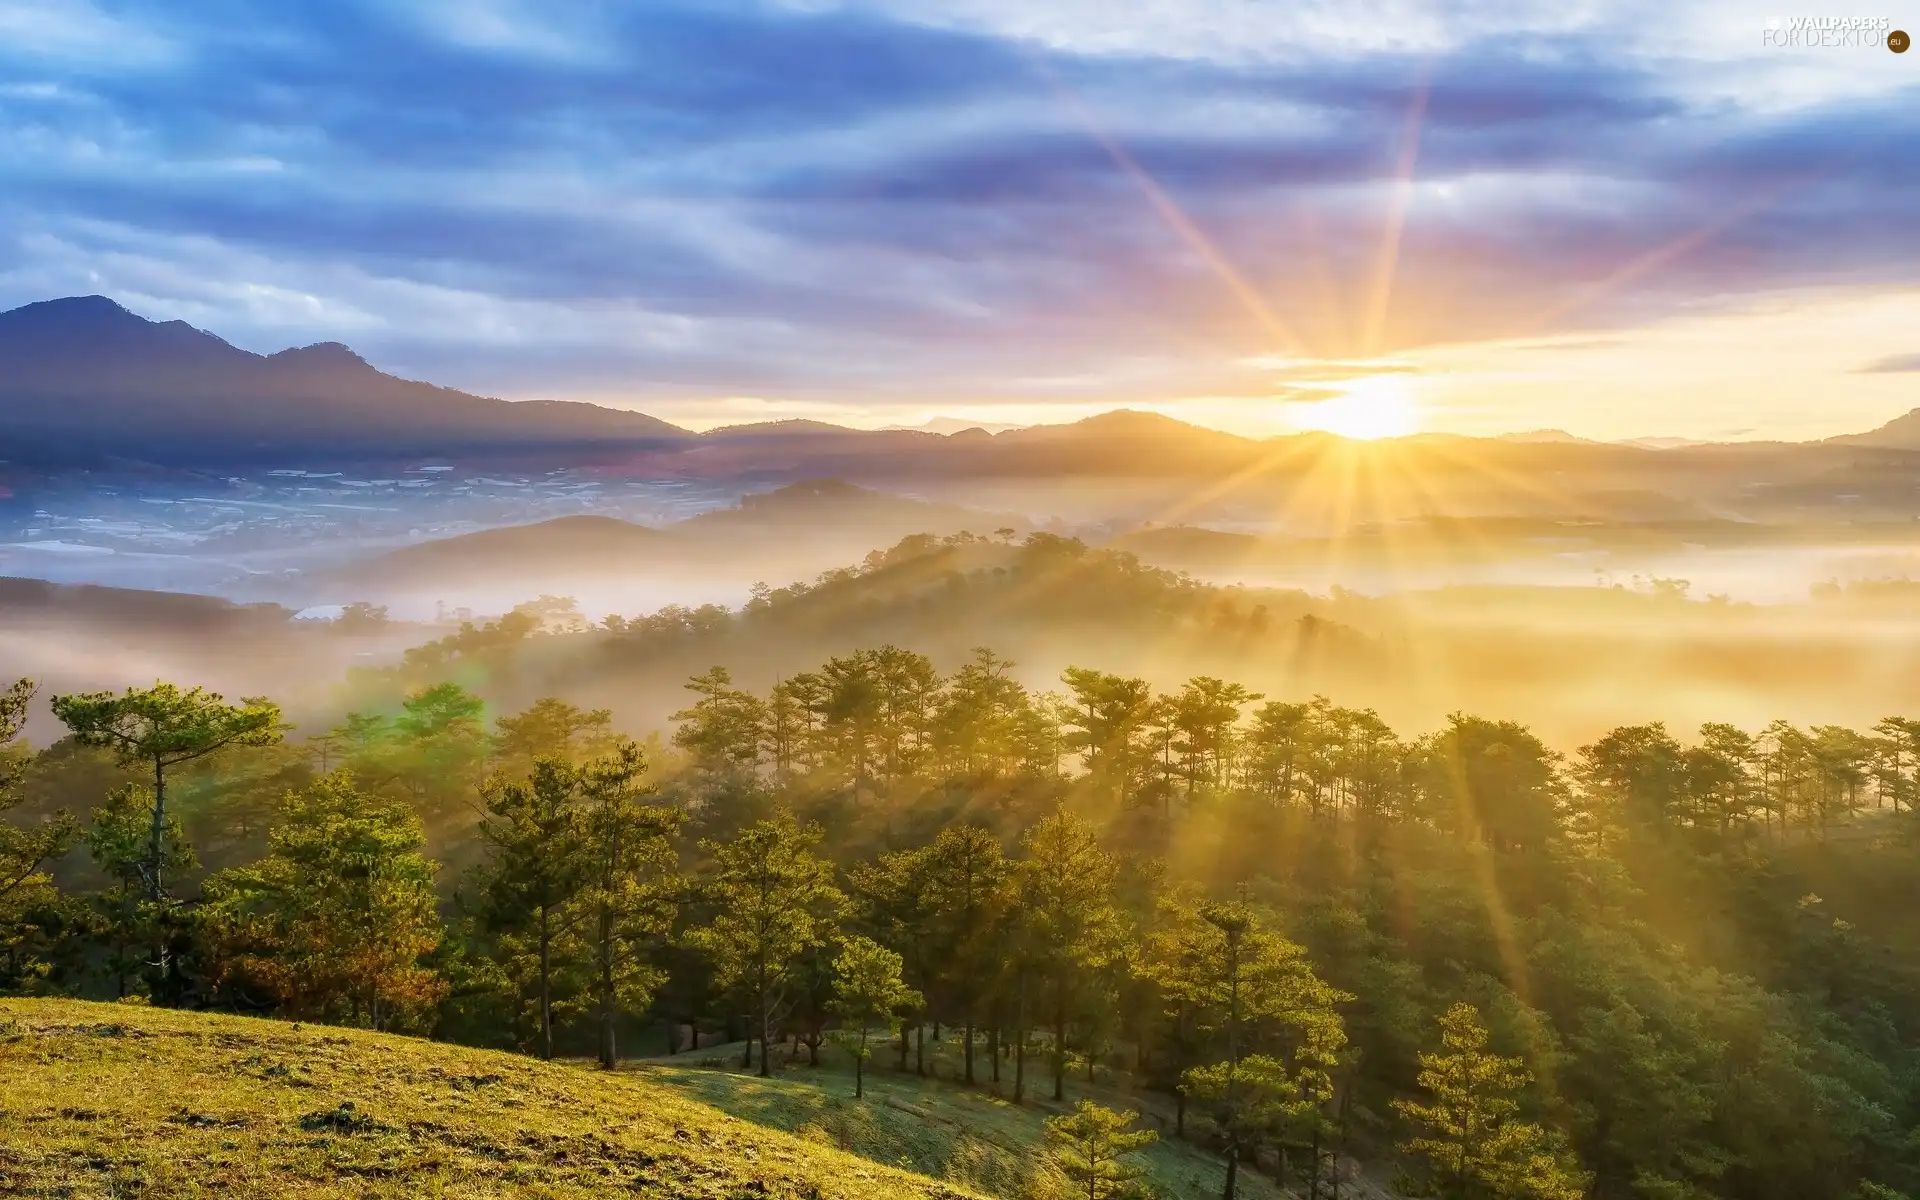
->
[325, 480, 1025, 596]
[0, 296, 687, 463]
[1832, 405, 1920, 449]
[0, 998, 982, 1199]
[674, 478, 1018, 542]
[332, 514, 680, 588]
[632, 1045, 1304, 1200]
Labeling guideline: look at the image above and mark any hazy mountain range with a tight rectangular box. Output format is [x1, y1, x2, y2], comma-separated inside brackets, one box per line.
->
[7, 296, 1920, 472]
[325, 478, 1026, 597]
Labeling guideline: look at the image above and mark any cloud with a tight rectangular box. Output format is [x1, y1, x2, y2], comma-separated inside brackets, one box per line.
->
[0, 0, 1914, 424]
[1859, 353, 1920, 374]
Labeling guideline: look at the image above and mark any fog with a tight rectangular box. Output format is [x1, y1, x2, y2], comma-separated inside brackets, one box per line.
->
[1189, 541, 1920, 604]
[12, 501, 1920, 755]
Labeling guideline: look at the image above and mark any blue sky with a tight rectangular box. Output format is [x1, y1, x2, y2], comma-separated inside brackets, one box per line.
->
[1, 0, 1916, 438]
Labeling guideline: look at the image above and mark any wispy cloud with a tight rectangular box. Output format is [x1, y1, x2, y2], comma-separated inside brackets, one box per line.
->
[0, 0, 1913, 432]
[1860, 353, 1920, 374]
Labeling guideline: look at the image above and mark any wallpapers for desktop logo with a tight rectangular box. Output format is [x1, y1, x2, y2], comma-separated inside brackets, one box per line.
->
[1762, 15, 1907, 49]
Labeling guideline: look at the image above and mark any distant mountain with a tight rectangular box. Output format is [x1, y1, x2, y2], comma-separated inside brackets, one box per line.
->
[701, 419, 862, 438]
[675, 478, 1012, 539]
[1618, 436, 1708, 450]
[881, 417, 1025, 435]
[1830, 407, 1920, 450]
[333, 515, 675, 588]
[326, 480, 1025, 598]
[1498, 429, 1594, 445]
[0, 296, 688, 463]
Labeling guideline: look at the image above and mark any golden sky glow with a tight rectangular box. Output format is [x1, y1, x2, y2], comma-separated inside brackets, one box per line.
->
[655, 285, 1920, 443]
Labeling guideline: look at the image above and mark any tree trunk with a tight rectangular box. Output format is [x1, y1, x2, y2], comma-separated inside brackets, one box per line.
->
[916, 1022, 926, 1076]
[856, 1027, 867, 1098]
[1014, 1024, 1026, 1103]
[757, 958, 771, 1078]
[1308, 1122, 1322, 1200]
[147, 760, 168, 901]
[597, 902, 617, 1069]
[538, 906, 554, 1061]
[964, 1019, 975, 1085]
[1052, 996, 1066, 1101]
[989, 1024, 1001, 1084]
[1222, 1146, 1238, 1200]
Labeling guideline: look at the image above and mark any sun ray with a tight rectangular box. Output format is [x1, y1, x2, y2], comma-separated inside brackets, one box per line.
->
[1030, 57, 1310, 357]
[1361, 73, 1432, 357]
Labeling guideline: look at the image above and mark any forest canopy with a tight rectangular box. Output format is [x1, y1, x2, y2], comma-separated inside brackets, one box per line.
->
[4, 536, 1920, 1199]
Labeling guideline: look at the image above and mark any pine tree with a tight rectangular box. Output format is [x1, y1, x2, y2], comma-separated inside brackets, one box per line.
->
[1393, 1003, 1587, 1200]
[1044, 1099, 1159, 1200]
[575, 739, 683, 1068]
[921, 823, 1011, 1085]
[475, 758, 592, 1059]
[690, 813, 844, 1077]
[51, 681, 282, 902]
[830, 934, 920, 1098]
[850, 844, 935, 1074]
[83, 783, 192, 998]
[199, 771, 446, 1029]
[1154, 901, 1348, 1198]
[0, 678, 73, 902]
[1020, 807, 1126, 1101]
[0, 679, 76, 992]
[492, 697, 615, 773]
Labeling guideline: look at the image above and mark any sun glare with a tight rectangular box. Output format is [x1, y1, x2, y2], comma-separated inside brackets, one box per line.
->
[1290, 374, 1420, 440]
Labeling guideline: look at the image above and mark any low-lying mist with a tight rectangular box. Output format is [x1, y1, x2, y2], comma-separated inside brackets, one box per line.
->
[11, 531, 1920, 756]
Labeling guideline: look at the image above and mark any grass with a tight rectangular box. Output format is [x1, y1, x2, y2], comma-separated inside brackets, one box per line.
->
[627, 1035, 1297, 1200]
[0, 998, 988, 1199]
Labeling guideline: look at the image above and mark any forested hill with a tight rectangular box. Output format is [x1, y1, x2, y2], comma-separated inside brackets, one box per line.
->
[9, 533, 1920, 1196]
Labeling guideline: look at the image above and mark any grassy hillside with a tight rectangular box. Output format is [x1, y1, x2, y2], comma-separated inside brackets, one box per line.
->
[0, 998, 985, 1199]
[630, 1041, 1304, 1200]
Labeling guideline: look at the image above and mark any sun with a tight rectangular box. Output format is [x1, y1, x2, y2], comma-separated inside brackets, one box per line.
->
[1291, 374, 1421, 440]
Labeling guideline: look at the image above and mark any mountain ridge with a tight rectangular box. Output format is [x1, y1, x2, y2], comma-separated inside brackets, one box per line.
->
[7, 296, 1920, 471]
[0, 295, 691, 461]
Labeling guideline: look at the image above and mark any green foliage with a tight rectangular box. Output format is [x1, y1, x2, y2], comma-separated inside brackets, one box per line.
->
[473, 755, 593, 1058]
[82, 782, 193, 997]
[830, 934, 921, 1096]
[689, 812, 845, 1076]
[1021, 807, 1126, 1100]
[1153, 900, 1348, 1196]
[50, 681, 282, 901]
[574, 739, 683, 1067]
[198, 771, 445, 1029]
[1044, 1099, 1159, 1200]
[15, 627, 1920, 1198]
[0, 679, 78, 991]
[1393, 1003, 1588, 1200]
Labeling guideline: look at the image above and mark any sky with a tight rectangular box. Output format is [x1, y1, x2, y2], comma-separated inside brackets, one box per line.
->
[0, 0, 1916, 441]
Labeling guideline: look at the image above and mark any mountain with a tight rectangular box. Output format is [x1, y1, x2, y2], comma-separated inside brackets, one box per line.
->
[882, 416, 1025, 434]
[1831, 407, 1920, 450]
[0, 296, 687, 463]
[1498, 429, 1594, 445]
[331, 515, 676, 588]
[674, 477, 1013, 539]
[700, 419, 862, 437]
[325, 480, 1026, 599]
